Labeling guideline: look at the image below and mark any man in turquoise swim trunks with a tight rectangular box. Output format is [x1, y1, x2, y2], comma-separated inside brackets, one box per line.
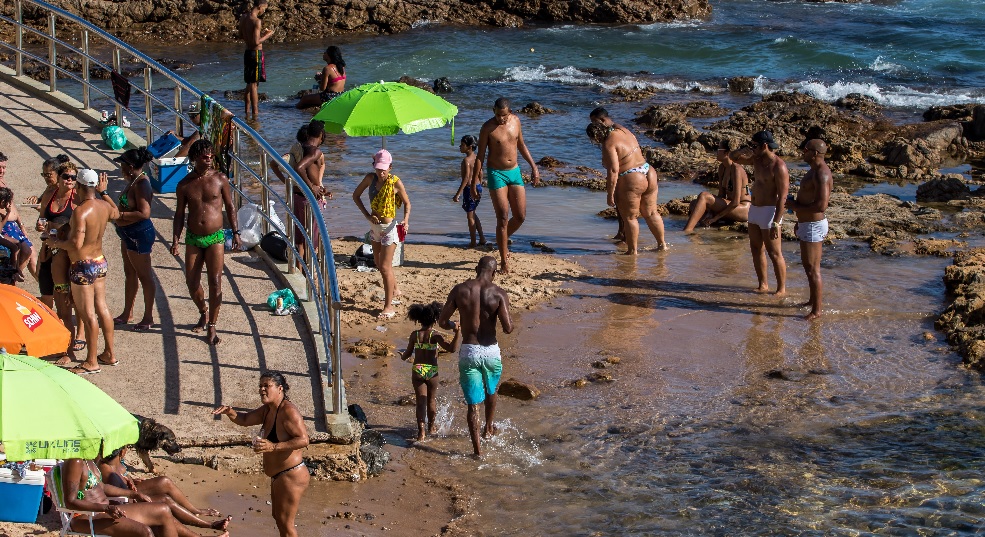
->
[438, 256, 514, 458]
[172, 140, 241, 346]
[473, 98, 540, 274]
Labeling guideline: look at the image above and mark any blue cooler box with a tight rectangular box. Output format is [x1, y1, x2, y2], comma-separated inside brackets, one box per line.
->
[147, 133, 189, 193]
[0, 468, 45, 523]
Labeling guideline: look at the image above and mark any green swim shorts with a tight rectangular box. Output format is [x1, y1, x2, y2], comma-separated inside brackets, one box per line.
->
[186, 229, 225, 249]
[487, 166, 524, 190]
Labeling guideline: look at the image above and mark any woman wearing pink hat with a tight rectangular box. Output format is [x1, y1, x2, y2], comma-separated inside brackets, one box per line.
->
[352, 149, 411, 319]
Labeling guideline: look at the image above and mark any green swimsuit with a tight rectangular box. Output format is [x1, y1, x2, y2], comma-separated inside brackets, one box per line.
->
[186, 229, 225, 249]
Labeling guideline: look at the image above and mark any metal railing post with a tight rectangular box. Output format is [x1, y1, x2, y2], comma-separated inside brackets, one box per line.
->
[15, 1, 23, 76]
[81, 30, 89, 108]
[112, 48, 122, 124]
[333, 307, 343, 412]
[47, 12, 56, 92]
[286, 179, 295, 274]
[259, 153, 270, 235]
[232, 128, 242, 208]
[305, 208, 314, 300]
[143, 67, 153, 143]
[174, 87, 183, 134]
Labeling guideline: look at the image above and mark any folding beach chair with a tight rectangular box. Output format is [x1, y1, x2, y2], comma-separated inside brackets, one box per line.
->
[46, 463, 126, 537]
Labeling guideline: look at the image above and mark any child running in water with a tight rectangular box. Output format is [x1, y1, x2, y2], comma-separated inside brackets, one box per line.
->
[400, 301, 461, 441]
[452, 135, 486, 248]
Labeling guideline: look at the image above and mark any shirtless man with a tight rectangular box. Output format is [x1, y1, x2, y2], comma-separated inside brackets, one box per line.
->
[587, 108, 667, 254]
[171, 140, 241, 346]
[730, 130, 788, 296]
[473, 98, 540, 274]
[49, 169, 120, 374]
[787, 139, 832, 320]
[239, 0, 274, 119]
[438, 256, 514, 458]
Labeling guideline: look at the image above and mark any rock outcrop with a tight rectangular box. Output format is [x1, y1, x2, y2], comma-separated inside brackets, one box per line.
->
[936, 248, 985, 369]
[6, 0, 711, 43]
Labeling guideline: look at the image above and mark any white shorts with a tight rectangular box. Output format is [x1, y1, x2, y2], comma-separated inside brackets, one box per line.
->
[747, 205, 777, 229]
[796, 218, 828, 243]
[370, 220, 399, 246]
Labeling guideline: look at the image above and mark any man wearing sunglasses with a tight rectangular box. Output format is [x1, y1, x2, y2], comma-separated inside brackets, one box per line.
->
[730, 130, 788, 297]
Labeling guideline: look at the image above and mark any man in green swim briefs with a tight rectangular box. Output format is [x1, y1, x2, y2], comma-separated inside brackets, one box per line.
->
[473, 98, 540, 274]
[172, 140, 241, 346]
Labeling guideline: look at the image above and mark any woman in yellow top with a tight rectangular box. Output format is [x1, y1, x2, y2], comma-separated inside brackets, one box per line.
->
[352, 149, 411, 319]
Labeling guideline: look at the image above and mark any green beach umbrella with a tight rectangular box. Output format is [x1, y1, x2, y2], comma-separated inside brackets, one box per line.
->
[0, 353, 138, 460]
[312, 81, 458, 146]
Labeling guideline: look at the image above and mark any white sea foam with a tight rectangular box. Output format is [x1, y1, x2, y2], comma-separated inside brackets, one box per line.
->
[503, 65, 720, 94]
[504, 65, 600, 86]
[411, 19, 442, 28]
[870, 56, 904, 74]
[639, 19, 702, 30]
[752, 76, 985, 108]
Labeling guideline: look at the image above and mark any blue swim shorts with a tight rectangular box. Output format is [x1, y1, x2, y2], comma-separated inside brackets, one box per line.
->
[462, 183, 482, 213]
[486, 166, 524, 190]
[2, 221, 32, 248]
[115, 218, 156, 254]
[459, 343, 503, 405]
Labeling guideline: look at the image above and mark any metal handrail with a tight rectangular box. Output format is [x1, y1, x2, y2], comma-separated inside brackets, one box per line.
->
[0, 0, 345, 420]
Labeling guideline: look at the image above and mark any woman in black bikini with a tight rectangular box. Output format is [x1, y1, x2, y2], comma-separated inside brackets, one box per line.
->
[213, 372, 309, 537]
[295, 45, 346, 109]
[683, 139, 751, 232]
[36, 161, 80, 364]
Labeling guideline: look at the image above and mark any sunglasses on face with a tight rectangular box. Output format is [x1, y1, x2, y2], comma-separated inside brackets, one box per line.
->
[60, 173, 77, 180]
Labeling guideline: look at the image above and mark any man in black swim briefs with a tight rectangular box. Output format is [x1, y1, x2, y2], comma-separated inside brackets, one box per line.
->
[239, 0, 274, 119]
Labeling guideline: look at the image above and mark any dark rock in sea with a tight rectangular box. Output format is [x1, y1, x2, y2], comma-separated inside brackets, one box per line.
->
[923, 104, 977, 122]
[398, 76, 433, 93]
[221, 89, 269, 102]
[727, 76, 756, 93]
[498, 378, 541, 400]
[20, 0, 710, 43]
[519, 102, 558, 116]
[873, 121, 964, 172]
[359, 444, 390, 477]
[597, 207, 619, 220]
[916, 175, 972, 202]
[433, 77, 453, 93]
[936, 248, 985, 369]
[538, 156, 565, 168]
[835, 93, 883, 115]
[970, 105, 985, 140]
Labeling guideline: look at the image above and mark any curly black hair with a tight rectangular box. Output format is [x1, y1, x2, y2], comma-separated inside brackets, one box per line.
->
[407, 301, 442, 327]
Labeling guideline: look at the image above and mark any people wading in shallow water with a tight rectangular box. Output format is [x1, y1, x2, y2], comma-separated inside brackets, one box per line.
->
[452, 134, 486, 248]
[788, 138, 833, 320]
[438, 256, 514, 458]
[172, 140, 241, 346]
[474, 98, 540, 274]
[683, 139, 751, 232]
[214, 372, 309, 537]
[400, 301, 462, 442]
[730, 130, 788, 296]
[588, 107, 667, 251]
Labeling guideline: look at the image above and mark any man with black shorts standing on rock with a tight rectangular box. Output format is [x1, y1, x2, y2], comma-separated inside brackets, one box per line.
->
[49, 169, 119, 374]
[788, 139, 832, 320]
[438, 256, 514, 458]
[239, 0, 274, 120]
[172, 140, 241, 346]
[473, 98, 540, 274]
[731, 130, 788, 296]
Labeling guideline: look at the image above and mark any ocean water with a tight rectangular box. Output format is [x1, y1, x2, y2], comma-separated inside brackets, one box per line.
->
[23, 0, 985, 533]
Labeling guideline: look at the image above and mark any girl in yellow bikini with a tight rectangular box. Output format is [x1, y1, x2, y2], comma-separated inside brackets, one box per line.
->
[400, 301, 461, 441]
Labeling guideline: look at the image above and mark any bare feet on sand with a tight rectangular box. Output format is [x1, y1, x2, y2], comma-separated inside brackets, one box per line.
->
[206, 324, 221, 346]
[482, 424, 498, 440]
[210, 516, 232, 531]
[192, 308, 208, 332]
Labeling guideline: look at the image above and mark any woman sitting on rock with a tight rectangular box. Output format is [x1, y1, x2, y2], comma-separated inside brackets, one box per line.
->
[296, 45, 347, 109]
[683, 139, 751, 232]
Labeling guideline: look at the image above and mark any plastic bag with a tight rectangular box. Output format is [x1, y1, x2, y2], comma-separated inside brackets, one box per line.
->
[101, 126, 127, 150]
[237, 203, 264, 249]
[267, 288, 298, 314]
[267, 200, 286, 235]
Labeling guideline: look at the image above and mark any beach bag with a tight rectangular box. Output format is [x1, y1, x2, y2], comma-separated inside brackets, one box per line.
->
[352, 244, 375, 268]
[260, 231, 289, 262]
[236, 203, 264, 249]
[101, 125, 127, 150]
[266, 288, 297, 311]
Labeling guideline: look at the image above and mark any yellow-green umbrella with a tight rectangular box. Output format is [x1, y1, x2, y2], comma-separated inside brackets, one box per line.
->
[0, 353, 138, 460]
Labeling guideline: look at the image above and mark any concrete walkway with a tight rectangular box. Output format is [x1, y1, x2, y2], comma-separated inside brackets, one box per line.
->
[0, 76, 325, 442]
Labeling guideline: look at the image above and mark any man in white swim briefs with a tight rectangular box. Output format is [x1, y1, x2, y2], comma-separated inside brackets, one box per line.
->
[787, 138, 833, 320]
[438, 256, 514, 458]
[731, 130, 789, 296]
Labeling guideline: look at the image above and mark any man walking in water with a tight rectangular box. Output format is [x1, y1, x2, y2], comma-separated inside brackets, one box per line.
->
[731, 130, 788, 296]
[50, 169, 119, 374]
[788, 139, 832, 320]
[172, 140, 241, 346]
[587, 107, 667, 253]
[438, 256, 514, 458]
[239, 0, 274, 119]
[473, 98, 540, 274]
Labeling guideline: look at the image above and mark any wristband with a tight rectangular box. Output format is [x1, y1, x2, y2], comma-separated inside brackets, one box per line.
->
[99, 190, 109, 198]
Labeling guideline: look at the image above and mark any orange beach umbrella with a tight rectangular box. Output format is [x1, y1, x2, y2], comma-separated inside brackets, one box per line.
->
[0, 284, 70, 357]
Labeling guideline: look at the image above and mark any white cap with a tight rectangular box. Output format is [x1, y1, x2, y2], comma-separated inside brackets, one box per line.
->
[78, 169, 99, 187]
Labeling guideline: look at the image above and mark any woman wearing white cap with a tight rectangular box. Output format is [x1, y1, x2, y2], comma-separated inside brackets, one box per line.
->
[351, 149, 411, 320]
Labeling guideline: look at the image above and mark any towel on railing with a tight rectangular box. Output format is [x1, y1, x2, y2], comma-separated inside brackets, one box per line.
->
[199, 95, 233, 175]
[110, 70, 131, 108]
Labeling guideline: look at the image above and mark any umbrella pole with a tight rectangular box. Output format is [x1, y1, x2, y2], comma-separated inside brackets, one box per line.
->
[381, 136, 386, 149]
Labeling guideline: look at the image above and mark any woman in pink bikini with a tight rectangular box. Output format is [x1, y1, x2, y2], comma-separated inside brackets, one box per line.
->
[295, 45, 347, 109]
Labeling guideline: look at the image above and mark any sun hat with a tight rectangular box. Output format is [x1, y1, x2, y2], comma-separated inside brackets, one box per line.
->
[751, 130, 779, 150]
[373, 149, 393, 170]
[78, 169, 99, 187]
